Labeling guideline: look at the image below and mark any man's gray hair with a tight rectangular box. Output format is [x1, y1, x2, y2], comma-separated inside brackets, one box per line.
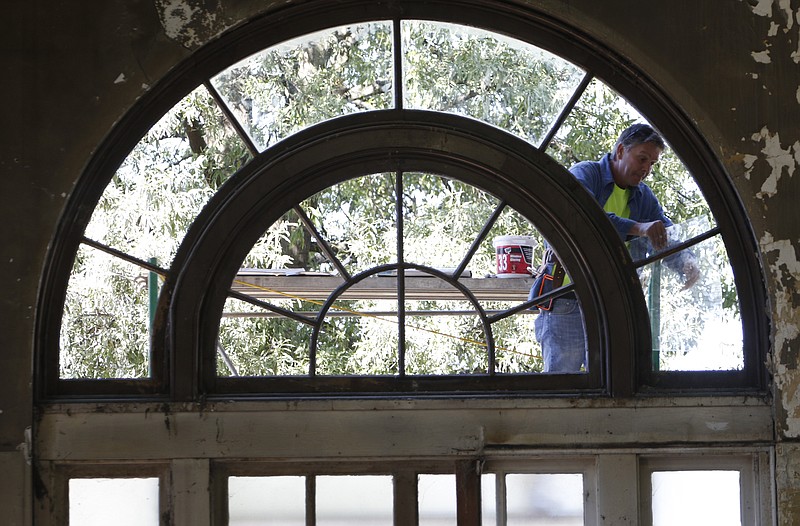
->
[613, 123, 666, 158]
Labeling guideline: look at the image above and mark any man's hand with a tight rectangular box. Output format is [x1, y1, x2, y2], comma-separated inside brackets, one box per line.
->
[632, 220, 668, 250]
[681, 258, 701, 290]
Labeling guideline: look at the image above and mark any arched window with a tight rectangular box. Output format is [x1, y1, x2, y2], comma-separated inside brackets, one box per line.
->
[37, 3, 767, 400]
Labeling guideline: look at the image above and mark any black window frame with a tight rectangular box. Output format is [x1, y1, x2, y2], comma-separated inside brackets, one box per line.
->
[35, 0, 768, 401]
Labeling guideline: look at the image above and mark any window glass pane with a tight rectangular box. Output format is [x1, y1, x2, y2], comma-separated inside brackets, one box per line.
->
[492, 312, 543, 373]
[211, 22, 393, 152]
[545, 78, 732, 374]
[480, 206, 546, 374]
[404, 298, 487, 375]
[60, 245, 154, 379]
[229, 476, 305, 526]
[631, 219, 743, 371]
[418, 474, 457, 524]
[306, 173, 399, 276]
[69, 478, 159, 526]
[531, 271, 589, 374]
[402, 20, 585, 147]
[547, 78, 712, 223]
[316, 475, 393, 525]
[401, 172, 499, 273]
[547, 79, 712, 235]
[546, 78, 636, 166]
[651, 470, 741, 526]
[315, 302, 399, 375]
[481, 474, 497, 524]
[85, 85, 251, 267]
[217, 297, 314, 377]
[506, 473, 584, 525]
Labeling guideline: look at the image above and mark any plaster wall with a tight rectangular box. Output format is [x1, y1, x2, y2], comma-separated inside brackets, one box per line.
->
[2, 0, 799, 523]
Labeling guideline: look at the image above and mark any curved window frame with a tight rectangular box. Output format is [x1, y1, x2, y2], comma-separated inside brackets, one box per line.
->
[35, 0, 768, 400]
[171, 110, 644, 397]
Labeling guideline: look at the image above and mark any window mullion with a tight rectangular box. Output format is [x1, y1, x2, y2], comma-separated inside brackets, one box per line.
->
[633, 226, 721, 270]
[393, 471, 418, 526]
[396, 170, 407, 376]
[80, 237, 168, 278]
[594, 454, 636, 526]
[294, 204, 351, 280]
[453, 201, 506, 280]
[456, 460, 482, 526]
[393, 18, 403, 110]
[306, 475, 316, 526]
[495, 470, 507, 526]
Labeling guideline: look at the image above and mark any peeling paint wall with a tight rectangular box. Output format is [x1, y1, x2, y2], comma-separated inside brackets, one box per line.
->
[762, 232, 800, 436]
[744, 128, 799, 198]
[740, 0, 800, 521]
[742, 0, 800, 439]
[155, 0, 231, 49]
[749, 0, 800, 63]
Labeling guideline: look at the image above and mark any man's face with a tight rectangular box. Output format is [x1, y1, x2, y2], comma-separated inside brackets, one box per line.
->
[612, 142, 662, 188]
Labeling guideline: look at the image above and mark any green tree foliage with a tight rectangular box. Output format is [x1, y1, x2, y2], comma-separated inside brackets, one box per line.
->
[212, 22, 393, 150]
[62, 87, 251, 378]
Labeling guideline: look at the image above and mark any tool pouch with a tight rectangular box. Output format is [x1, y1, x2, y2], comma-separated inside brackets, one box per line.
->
[528, 248, 566, 310]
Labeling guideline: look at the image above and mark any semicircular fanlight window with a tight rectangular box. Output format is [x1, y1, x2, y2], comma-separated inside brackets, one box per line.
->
[57, 17, 745, 386]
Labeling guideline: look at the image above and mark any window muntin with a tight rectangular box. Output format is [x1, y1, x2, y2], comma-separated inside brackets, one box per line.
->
[44, 9, 762, 394]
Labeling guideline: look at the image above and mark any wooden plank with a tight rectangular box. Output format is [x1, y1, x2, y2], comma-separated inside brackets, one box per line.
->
[230, 275, 534, 301]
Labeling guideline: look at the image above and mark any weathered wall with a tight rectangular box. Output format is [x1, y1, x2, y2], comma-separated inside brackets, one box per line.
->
[2, 0, 799, 523]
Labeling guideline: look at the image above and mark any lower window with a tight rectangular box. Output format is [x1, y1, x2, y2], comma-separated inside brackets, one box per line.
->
[48, 451, 771, 525]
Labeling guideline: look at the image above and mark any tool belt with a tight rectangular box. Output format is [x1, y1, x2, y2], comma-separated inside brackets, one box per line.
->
[528, 248, 566, 311]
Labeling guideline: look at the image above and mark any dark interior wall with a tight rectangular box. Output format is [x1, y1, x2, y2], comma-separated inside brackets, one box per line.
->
[2, 0, 798, 523]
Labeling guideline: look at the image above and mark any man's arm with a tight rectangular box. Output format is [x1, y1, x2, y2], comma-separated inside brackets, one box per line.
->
[633, 187, 700, 289]
[570, 161, 699, 289]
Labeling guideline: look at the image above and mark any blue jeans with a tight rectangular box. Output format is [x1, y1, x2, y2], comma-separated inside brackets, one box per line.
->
[534, 297, 588, 373]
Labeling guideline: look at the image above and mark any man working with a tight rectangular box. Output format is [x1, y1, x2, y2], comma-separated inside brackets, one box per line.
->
[534, 123, 700, 373]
